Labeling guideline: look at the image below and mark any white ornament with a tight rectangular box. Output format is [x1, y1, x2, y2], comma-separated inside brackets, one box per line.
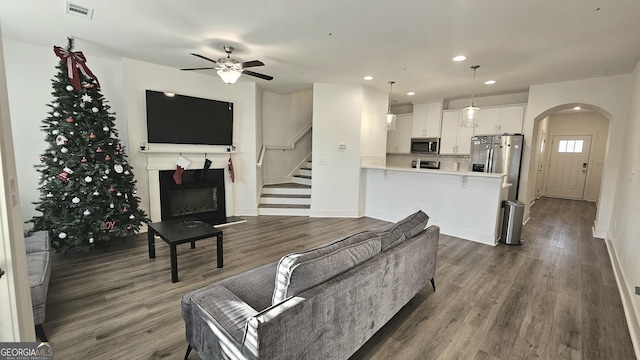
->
[80, 103, 85, 108]
[93, 191, 99, 196]
[60, 147, 68, 153]
[55, 134, 67, 145]
[105, 169, 110, 174]
[109, 203, 115, 208]
[84, 176, 93, 183]
[53, 111, 60, 117]
[72, 197, 80, 204]
[38, 175, 43, 180]
[92, 107, 99, 113]
[58, 232, 67, 239]
[46, 192, 53, 198]
[53, 103, 59, 108]
[52, 129, 60, 135]
[59, 161, 64, 165]
[66, 85, 74, 91]
[52, 121, 58, 125]
[70, 131, 74, 135]
[83, 209, 91, 216]
[129, 214, 135, 219]
[89, 237, 94, 244]
[63, 167, 73, 174]
[114, 164, 124, 174]
[116, 192, 122, 196]
[81, 94, 92, 102]
[102, 175, 108, 179]
[124, 170, 130, 175]
[103, 126, 109, 132]
[53, 157, 58, 162]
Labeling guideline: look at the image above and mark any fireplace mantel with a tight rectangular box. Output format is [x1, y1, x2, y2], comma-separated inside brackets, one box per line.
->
[140, 150, 234, 222]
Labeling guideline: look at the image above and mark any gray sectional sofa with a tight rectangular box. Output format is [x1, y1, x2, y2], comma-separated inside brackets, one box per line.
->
[181, 210, 439, 360]
[25, 230, 51, 341]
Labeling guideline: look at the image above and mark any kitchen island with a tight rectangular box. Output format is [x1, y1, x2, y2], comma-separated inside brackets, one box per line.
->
[361, 166, 508, 246]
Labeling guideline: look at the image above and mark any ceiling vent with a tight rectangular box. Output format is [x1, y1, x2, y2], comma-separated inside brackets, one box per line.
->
[65, 2, 93, 19]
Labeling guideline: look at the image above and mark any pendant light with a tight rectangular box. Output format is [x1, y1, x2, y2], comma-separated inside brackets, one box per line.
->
[462, 65, 480, 127]
[385, 81, 397, 131]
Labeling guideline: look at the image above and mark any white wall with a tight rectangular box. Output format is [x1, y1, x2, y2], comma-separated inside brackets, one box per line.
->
[544, 112, 609, 201]
[521, 74, 633, 238]
[609, 60, 640, 354]
[311, 84, 363, 217]
[0, 29, 34, 341]
[360, 85, 388, 167]
[3, 40, 127, 225]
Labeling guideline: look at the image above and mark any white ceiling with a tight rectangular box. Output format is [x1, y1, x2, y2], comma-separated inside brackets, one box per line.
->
[2, 0, 640, 105]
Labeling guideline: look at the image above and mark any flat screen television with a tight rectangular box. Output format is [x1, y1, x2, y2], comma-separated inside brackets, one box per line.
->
[145, 90, 233, 145]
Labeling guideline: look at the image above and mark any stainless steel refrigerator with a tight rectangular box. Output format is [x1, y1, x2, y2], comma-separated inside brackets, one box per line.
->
[469, 134, 524, 201]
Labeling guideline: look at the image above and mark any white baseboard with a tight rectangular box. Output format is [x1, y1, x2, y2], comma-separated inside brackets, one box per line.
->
[605, 237, 640, 359]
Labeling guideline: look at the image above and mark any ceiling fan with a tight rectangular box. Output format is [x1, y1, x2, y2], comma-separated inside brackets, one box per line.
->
[181, 45, 273, 84]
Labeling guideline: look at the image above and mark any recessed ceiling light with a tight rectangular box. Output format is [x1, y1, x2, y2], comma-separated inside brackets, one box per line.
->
[484, 80, 496, 85]
[407, 92, 415, 96]
[163, 92, 176, 97]
[363, 75, 373, 80]
[573, 106, 581, 110]
[452, 55, 467, 62]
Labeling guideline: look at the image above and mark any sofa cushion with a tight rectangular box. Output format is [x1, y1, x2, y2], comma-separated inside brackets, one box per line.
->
[27, 251, 51, 308]
[272, 231, 381, 305]
[377, 224, 406, 251]
[395, 210, 429, 239]
[25, 231, 50, 254]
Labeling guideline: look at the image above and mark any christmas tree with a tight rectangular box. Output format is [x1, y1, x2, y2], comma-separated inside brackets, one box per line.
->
[30, 38, 148, 252]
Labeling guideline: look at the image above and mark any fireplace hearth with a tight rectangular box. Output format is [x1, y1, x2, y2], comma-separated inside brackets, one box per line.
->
[159, 168, 226, 224]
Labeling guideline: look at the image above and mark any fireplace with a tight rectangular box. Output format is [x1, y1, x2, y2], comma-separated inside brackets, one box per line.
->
[159, 168, 226, 224]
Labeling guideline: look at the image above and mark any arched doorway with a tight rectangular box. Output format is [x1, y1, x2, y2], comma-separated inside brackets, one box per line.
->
[531, 104, 610, 203]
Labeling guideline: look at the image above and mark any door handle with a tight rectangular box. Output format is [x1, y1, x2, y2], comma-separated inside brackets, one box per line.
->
[582, 162, 588, 173]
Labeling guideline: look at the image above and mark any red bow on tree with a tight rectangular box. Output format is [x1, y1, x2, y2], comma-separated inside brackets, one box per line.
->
[53, 45, 101, 91]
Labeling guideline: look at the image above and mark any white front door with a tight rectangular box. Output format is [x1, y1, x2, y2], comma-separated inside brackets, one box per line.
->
[546, 135, 592, 199]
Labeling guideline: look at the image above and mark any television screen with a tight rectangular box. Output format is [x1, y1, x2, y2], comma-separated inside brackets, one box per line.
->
[145, 90, 233, 145]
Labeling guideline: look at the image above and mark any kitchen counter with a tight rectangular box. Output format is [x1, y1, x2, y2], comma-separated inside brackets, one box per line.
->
[361, 165, 509, 246]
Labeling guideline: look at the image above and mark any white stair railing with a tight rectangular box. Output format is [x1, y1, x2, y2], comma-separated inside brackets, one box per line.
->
[257, 124, 312, 167]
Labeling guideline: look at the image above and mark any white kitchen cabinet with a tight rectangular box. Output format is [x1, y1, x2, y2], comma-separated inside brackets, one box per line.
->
[411, 101, 442, 138]
[440, 110, 474, 155]
[474, 105, 525, 135]
[386, 113, 412, 153]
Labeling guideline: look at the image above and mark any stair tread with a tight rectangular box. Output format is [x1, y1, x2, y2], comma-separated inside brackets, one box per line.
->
[259, 204, 311, 209]
[262, 194, 310, 198]
[264, 183, 311, 188]
[300, 167, 312, 170]
[293, 175, 312, 179]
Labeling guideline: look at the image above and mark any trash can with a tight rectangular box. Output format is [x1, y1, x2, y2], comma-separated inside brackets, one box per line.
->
[501, 200, 525, 245]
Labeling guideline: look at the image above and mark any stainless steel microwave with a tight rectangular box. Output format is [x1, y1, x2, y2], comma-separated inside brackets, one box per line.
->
[410, 137, 440, 154]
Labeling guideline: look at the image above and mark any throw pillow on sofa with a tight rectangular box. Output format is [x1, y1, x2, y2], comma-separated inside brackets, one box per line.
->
[272, 231, 381, 305]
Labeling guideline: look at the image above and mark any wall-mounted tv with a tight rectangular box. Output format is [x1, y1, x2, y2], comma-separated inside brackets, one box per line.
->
[145, 90, 233, 145]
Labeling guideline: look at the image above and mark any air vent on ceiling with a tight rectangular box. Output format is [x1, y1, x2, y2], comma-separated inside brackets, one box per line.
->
[65, 2, 93, 19]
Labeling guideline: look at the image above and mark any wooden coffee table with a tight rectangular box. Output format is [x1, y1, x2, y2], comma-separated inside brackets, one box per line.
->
[147, 218, 223, 283]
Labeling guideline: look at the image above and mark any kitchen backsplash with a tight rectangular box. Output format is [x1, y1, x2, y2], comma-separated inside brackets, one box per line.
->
[386, 153, 470, 172]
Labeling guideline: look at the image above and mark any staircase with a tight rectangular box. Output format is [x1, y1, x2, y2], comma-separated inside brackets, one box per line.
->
[258, 160, 312, 216]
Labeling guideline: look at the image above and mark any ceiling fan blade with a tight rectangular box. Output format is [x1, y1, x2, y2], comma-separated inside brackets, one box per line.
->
[190, 53, 218, 64]
[180, 67, 217, 71]
[241, 60, 265, 68]
[243, 70, 273, 81]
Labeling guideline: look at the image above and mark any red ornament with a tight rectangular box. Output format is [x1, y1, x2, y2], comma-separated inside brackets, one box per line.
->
[122, 208, 128, 213]
[96, 147, 103, 153]
[127, 225, 133, 230]
[66, 117, 74, 123]
[105, 155, 111, 161]
[40, 156, 45, 162]
[81, 156, 87, 163]
[89, 133, 96, 140]
[82, 82, 95, 89]
[108, 186, 115, 193]
[57, 171, 70, 182]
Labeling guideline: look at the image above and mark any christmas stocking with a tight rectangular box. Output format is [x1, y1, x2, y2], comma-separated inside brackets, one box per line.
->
[173, 156, 191, 185]
[200, 158, 212, 181]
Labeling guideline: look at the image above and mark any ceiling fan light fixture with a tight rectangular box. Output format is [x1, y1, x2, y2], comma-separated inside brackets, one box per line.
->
[217, 68, 242, 84]
[385, 81, 396, 131]
[462, 65, 480, 127]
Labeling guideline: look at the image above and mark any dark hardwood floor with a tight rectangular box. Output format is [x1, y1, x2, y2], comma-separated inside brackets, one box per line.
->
[44, 197, 635, 359]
